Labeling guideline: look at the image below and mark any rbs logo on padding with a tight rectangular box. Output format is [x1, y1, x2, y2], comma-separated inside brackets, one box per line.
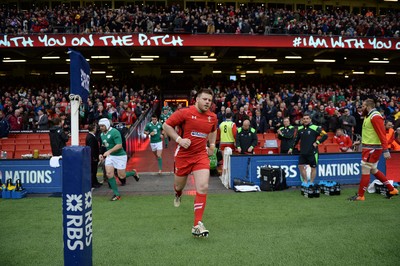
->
[65, 191, 93, 250]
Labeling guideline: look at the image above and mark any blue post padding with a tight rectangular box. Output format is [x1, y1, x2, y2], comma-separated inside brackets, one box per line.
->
[62, 146, 92, 266]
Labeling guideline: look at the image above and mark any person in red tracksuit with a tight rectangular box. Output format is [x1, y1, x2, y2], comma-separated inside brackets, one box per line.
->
[333, 128, 353, 152]
[163, 88, 217, 237]
[348, 99, 399, 201]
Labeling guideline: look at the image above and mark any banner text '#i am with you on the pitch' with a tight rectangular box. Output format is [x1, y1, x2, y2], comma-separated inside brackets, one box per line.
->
[1, 34, 400, 49]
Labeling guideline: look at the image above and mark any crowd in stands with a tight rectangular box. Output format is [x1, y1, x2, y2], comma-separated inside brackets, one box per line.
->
[192, 77, 400, 150]
[0, 81, 157, 136]
[1, 4, 400, 37]
[1, 76, 400, 151]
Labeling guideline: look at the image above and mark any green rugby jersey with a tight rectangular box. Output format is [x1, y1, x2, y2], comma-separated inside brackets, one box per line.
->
[160, 113, 170, 124]
[144, 121, 163, 143]
[100, 127, 126, 156]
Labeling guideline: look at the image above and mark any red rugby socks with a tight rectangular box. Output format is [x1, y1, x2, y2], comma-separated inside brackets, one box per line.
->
[194, 192, 207, 226]
[358, 174, 370, 197]
[374, 170, 394, 191]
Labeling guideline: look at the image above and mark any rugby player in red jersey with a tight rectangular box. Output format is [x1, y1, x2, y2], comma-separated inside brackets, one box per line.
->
[163, 88, 217, 237]
[348, 99, 399, 201]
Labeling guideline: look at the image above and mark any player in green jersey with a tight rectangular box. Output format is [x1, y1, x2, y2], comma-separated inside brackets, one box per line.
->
[144, 114, 164, 174]
[160, 108, 171, 148]
[98, 118, 139, 201]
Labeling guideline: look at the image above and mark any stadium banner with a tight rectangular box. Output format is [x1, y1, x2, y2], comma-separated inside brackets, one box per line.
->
[62, 146, 92, 266]
[1, 34, 400, 50]
[0, 159, 62, 193]
[230, 152, 386, 188]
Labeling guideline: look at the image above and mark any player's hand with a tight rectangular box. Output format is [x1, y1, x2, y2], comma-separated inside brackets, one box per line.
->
[383, 151, 391, 160]
[178, 138, 191, 149]
[207, 147, 214, 156]
[99, 155, 104, 161]
[237, 147, 242, 153]
[150, 131, 155, 136]
[247, 147, 253, 153]
[103, 151, 111, 157]
[288, 149, 293, 154]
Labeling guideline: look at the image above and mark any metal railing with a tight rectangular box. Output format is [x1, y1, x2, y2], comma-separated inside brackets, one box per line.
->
[125, 104, 158, 157]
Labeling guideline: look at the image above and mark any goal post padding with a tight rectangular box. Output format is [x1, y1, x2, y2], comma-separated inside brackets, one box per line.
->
[62, 146, 93, 266]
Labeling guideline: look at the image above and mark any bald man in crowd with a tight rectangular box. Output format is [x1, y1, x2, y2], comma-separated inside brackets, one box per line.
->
[236, 119, 258, 154]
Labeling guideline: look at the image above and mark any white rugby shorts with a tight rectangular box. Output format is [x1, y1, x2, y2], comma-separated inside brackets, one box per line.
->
[150, 141, 163, 151]
[105, 155, 127, 170]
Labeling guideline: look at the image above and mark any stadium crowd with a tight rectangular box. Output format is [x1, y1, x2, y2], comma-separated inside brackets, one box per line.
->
[1, 4, 400, 36]
[1, 77, 399, 149]
[0, 81, 157, 136]
[198, 77, 399, 151]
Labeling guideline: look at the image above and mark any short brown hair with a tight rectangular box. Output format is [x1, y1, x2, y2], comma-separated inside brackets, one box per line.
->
[197, 88, 214, 98]
[52, 117, 61, 125]
[88, 123, 97, 132]
[364, 99, 375, 108]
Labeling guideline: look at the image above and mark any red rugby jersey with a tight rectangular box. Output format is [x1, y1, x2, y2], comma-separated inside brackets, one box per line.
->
[166, 105, 217, 158]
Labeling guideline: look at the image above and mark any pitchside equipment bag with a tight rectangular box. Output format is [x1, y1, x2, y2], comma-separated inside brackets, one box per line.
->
[233, 179, 255, 186]
[260, 166, 288, 191]
[319, 180, 341, 196]
[233, 158, 255, 191]
[301, 183, 320, 198]
[374, 184, 389, 196]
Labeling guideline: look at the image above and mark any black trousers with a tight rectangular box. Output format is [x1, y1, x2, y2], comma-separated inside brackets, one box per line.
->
[91, 160, 99, 185]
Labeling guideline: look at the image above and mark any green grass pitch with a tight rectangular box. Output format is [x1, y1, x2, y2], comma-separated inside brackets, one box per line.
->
[1, 188, 399, 265]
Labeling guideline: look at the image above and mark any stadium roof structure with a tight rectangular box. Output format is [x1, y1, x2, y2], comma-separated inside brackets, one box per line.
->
[0, 33, 399, 78]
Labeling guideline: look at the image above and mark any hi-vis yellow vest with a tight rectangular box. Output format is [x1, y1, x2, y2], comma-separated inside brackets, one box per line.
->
[219, 120, 235, 143]
[362, 110, 381, 145]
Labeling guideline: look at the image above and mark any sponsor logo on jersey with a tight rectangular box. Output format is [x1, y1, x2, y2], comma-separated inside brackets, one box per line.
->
[191, 131, 207, 138]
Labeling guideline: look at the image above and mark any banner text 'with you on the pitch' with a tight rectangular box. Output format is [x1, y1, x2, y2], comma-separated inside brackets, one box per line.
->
[1, 34, 400, 50]
[0, 34, 183, 47]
